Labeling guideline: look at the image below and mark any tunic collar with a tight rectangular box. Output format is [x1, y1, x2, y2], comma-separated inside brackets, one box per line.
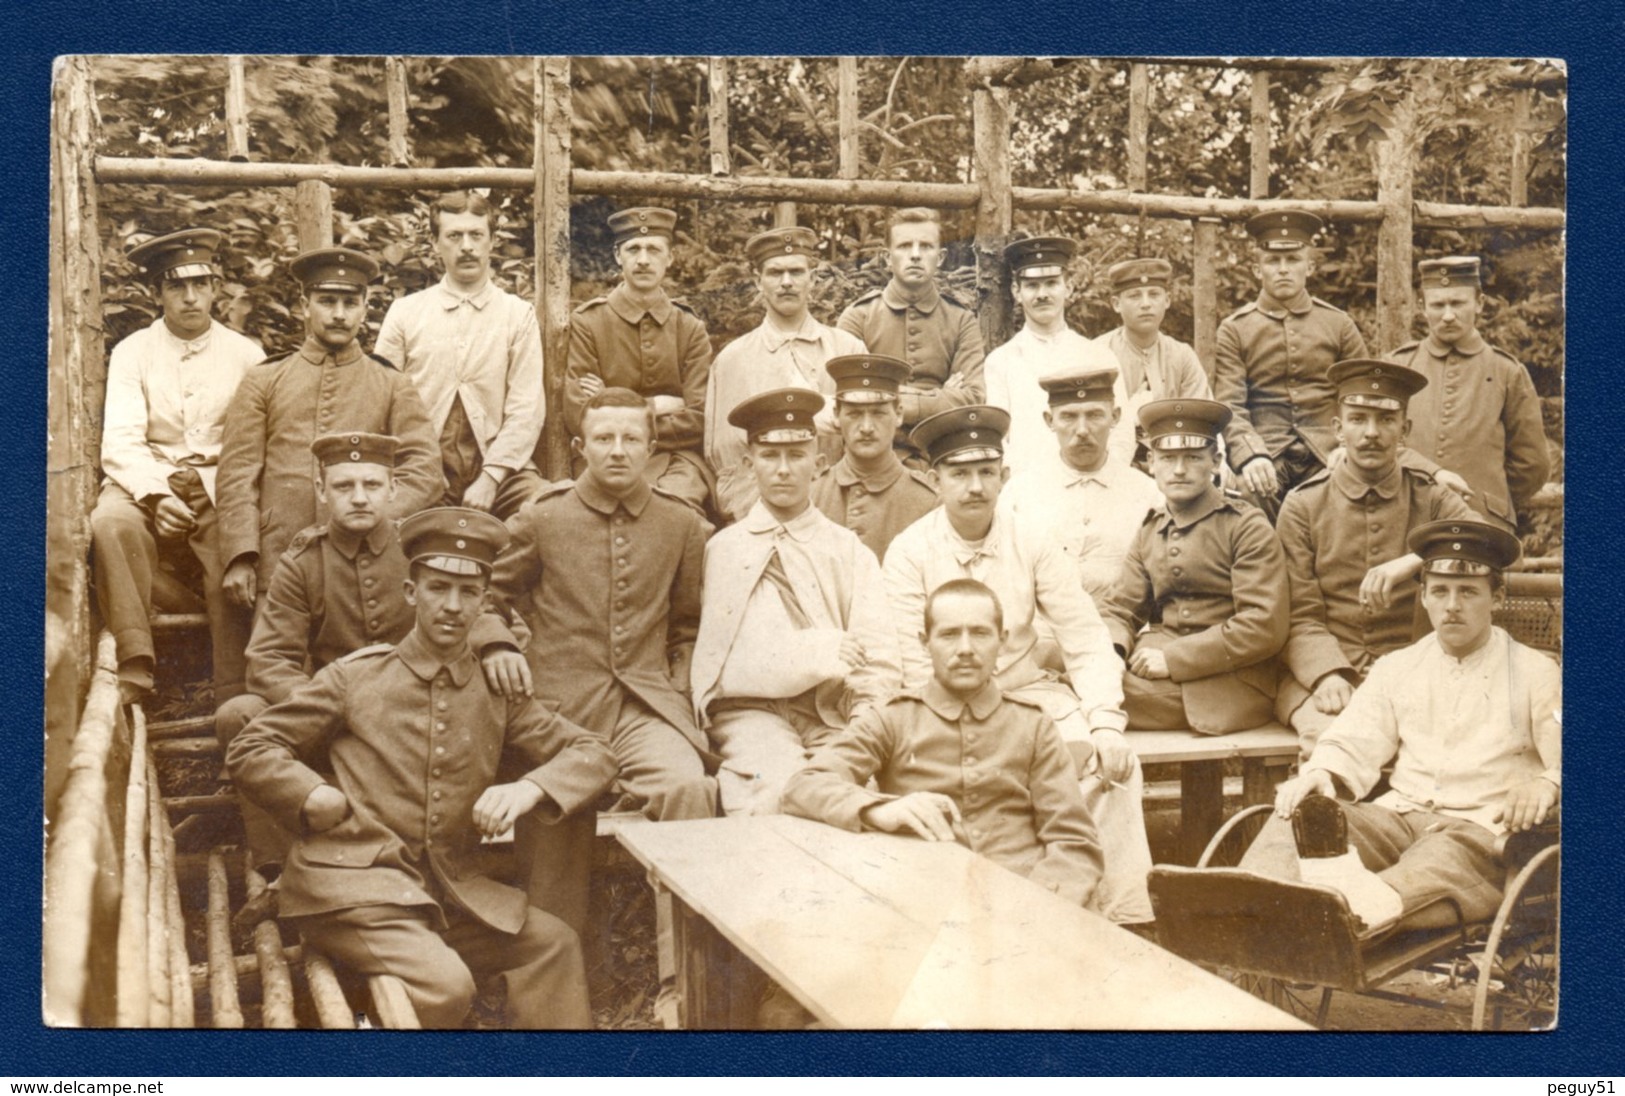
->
[436, 276, 494, 311]
[608, 282, 673, 326]
[394, 627, 477, 686]
[832, 455, 906, 493]
[574, 473, 653, 517]
[327, 518, 395, 561]
[759, 313, 824, 353]
[1152, 488, 1228, 532]
[1331, 457, 1402, 501]
[1424, 330, 1487, 357]
[161, 318, 214, 360]
[1253, 289, 1313, 319]
[742, 499, 823, 542]
[919, 677, 1004, 722]
[296, 335, 365, 367]
[881, 279, 942, 315]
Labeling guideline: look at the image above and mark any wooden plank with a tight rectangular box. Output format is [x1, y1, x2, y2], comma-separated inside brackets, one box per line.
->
[385, 56, 410, 166]
[369, 974, 422, 1029]
[294, 179, 334, 251]
[151, 613, 208, 631]
[205, 851, 244, 1028]
[707, 57, 731, 176]
[1243, 756, 1292, 806]
[148, 715, 215, 739]
[837, 57, 859, 179]
[1510, 88, 1531, 207]
[1249, 71, 1271, 199]
[534, 56, 573, 481]
[153, 736, 220, 759]
[972, 79, 1015, 352]
[1191, 218, 1221, 382]
[1127, 63, 1149, 192]
[1125, 725, 1299, 765]
[225, 57, 249, 161]
[115, 704, 150, 1027]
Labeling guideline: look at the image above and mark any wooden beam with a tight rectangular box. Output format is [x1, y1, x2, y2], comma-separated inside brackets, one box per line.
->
[1249, 71, 1270, 199]
[205, 851, 244, 1028]
[1511, 88, 1531, 207]
[294, 179, 333, 250]
[535, 57, 573, 481]
[972, 80, 1015, 352]
[773, 202, 797, 228]
[225, 57, 249, 162]
[708, 57, 731, 176]
[837, 57, 860, 179]
[1191, 218, 1221, 383]
[116, 706, 150, 1027]
[1127, 63, 1149, 192]
[1374, 127, 1416, 353]
[386, 56, 410, 167]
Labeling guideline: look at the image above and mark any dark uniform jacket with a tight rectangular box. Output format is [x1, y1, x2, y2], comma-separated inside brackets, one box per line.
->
[781, 679, 1102, 907]
[227, 628, 617, 933]
[1386, 332, 1550, 527]
[216, 336, 443, 588]
[489, 476, 712, 756]
[809, 455, 938, 564]
[1212, 292, 1368, 470]
[1100, 490, 1289, 706]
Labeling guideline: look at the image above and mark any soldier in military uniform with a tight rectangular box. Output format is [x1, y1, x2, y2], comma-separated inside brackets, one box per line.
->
[809, 354, 938, 563]
[227, 508, 617, 1028]
[836, 208, 985, 465]
[1099, 399, 1289, 735]
[1275, 360, 1477, 760]
[216, 247, 443, 612]
[1386, 255, 1550, 531]
[563, 207, 713, 513]
[1213, 210, 1369, 519]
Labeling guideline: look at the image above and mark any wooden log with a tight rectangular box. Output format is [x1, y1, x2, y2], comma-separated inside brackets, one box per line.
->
[1191, 218, 1222, 383]
[535, 56, 573, 481]
[225, 57, 249, 162]
[205, 851, 244, 1028]
[304, 950, 356, 1029]
[972, 80, 1014, 352]
[148, 715, 216, 740]
[1098, 56, 1342, 74]
[708, 57, 731, 176]
[153, 737, 221, 759]
[837, 57, 860, 179]
[295, 180, 334, 251]
[116, 703, 150, 1027]
[145, 753, 172, 1027]
[1373, 124, 1416, 353]
[165, 794, 238, 816]
[386, 57, 410, 167]
[151, 613, 208, 631]
[773, 202, 797, 229]
[369, 974, 422, 1029]
[1249, 71, 1270, 199]
[160, 788, 194, 1028]
[1127, 63, 1149, 192]
[1510, 88, 1531, 207]
[190, 945, 302, 989]
[246, 858, 296, 1027]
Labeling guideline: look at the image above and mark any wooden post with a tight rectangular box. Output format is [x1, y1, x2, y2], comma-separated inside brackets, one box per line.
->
[773, 201, 797, 228]
[1191, 218, 1222, 382]
[837, 57, 860, 179]
[47, 56, 105, 825]
[1249, 71, 1271, 199]
[972, 79, 1014, 352]
[386, 56, 410, 166]
[225, 56, 249, 162]
[1373, 126, 1415, 353]
[535, 57, 573, 480]
[1510, 88, 1531, 207]
[1127, 63, 1149, 192]
[294, 180, 333, 250]
[707, 57, 730, 176]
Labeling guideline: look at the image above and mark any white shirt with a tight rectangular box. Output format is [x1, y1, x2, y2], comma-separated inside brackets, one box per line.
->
[1093, 327, 1214, 467]
[984, 325, 1118, 477]
[100, 318, 263, 504]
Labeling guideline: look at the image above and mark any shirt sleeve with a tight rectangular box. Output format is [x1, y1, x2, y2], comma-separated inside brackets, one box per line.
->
[244, 551, 316, 704]
[1025, 713, 1105, 906]
[1160, 509, 1289, 682]
[382, 373, 447, 519]
[373, 300, 407, 371]
[1303, 655, 1402, 800]
[1502, 359, 1552, 511]
[226, 661, 353, 834]
[654, 315, 711, 452]
[1170, 338, 1214, 398]
[1099, 526, 1155, 656]
[780, 704, 899, 831]
[908, 309, 987, 420]
[483, 302, 545, 473]
[562, 311, 598, 440]
[215, 368, 271, 567]
[1033, 532, 1127, 729]
[881, 527, 935, 690]
[100, 340, 178, 502]
[1338, 313, 1370, 360]
[1524, 646, 1562, 789]
[1212, 318, 1269, 470]
[1277, 493, 1355, 691]
[844, 537, 903, 718]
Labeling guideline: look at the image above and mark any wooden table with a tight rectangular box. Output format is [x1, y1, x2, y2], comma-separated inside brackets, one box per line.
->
[617, 814, 1310, 1030]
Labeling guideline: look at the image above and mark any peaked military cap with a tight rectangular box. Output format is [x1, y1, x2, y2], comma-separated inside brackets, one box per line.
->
[746, 226, 819, 266]
[1329, 358, 1428, 411]
[129, 228, 224, 282]
[311, 431, 399, 468]
[1245, 209, 1324, 251]
[608, 207, 677, 246]
[399, 507, 510, 576]
[1138, 398, 1231, 451]
[1407, 519, 1521, 577]
[910, 405, 1011, 466]
[1004, 236, 1075, 280]
[289, 247, 379, 293]
[1106, 257, 1173, 292]
[1040, 367, 1120, 408]
[1418, 255, 1482, 290]
[728, 387, 825, 444]
[826, 354, 909, 404]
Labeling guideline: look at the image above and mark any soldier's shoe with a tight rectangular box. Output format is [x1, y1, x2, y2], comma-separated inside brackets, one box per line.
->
[1290, 793, 1347, 859]
[231, 875, 280, 933]
[1292, 795, 1401, 936]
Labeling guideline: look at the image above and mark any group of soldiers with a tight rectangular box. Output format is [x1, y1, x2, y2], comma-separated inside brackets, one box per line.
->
[89, 192, 1559, 1028]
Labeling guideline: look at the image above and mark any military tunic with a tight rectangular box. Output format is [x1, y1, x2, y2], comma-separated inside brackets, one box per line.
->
[809, 454, 938, 564]
[216, 336, 444, 589]
[1386, 332, 1550, 528]
[782, 679, 1103, 907]
[1100, 490, 1289, 734]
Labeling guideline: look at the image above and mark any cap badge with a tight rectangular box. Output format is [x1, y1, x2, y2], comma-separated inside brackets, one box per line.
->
[1139, 275, 1150, 284]
[1371, 381, 1380, 390]
[637, 212, 647, 221]
[862, 378, 872, 386]
[1175, 420, 1185, 428]
[638, 226, 649, 235]
[1173, 403, 1184, 413]
[783, 243, 793, 253]
[784, 412, 793, 421]
[1450, 526, 1462, 534]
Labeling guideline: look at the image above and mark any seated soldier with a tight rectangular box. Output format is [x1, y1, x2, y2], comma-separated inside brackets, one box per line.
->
[226, 508, 617, 1029]
[1099, 399, 1289, 735]
[215, 432, 522, 875]
[691, 388, 901, 816]
[783, 578, 1103, 907]
[1238, 519, 1560, 935]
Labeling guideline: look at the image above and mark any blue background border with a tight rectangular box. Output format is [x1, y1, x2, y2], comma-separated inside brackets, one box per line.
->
[9, 0, 1619, 1076]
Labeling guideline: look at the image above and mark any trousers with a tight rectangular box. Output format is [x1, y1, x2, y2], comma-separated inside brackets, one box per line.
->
[215, 693, 290, 871]
[707, 694, 835, 817]
[1049, 705, 1156, 925]
[1122, 670, 1276, 736]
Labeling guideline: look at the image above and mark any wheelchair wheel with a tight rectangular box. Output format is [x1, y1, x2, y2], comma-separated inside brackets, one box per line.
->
[1472, 843, 1559, 1030]
[1197, 804, 1274, 868]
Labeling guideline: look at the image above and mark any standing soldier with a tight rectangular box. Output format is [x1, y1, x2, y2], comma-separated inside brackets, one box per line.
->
[375, 190, 548, 520]
[705, 225, 865, 522]
[92, 227, 264, 704]
[1386, 256, 1550, 531]
[564, 207, 713, 513]
[837, 208, 985, 465]
[809, 355, 939, 563]
[1213, 211, 1368, 518]
[216, 247, 442, 612]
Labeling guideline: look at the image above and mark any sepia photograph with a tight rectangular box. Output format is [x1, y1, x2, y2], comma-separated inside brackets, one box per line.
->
[44, 54, 1565, 1033]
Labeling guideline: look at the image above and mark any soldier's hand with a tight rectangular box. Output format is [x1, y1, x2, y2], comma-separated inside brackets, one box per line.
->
[837, 634, 868, 675]
[1274, 769, 1335, 819]
[1090, 727, 1136, 785]
[1435, 468, 1474, 505]
[1311, 673, 1354, 715]
[152, 495, 197, 539]
[649, 394, 685, 414]
[301, 784, 350, 832]
[1128, 647, 1170, 679]
[473, 780, 546, 837]
[1495, 777, 1558, 833]
[461, 472, 500, 512]
[861, 792, 961, 842]
[1360, 553, 1423, 609]
[1239, 456, 1278, 498]
[578, 373, 605, 398]
[480, 647, 533, 699]
[222, 560, 257, 609]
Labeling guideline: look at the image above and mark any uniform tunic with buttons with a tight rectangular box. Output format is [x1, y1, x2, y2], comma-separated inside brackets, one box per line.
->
[215, 337, 444, 588]
[781, 679, 1103, 907]
[1386, 332, 1550, 527]
[809, 454, 938, 564]
[1212, 292, 1368, 471]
